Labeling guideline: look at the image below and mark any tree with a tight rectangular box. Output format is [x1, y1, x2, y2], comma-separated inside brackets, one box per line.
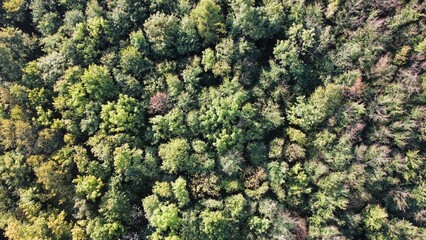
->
[143, 12, 179, 57]
[81, 64, 116, 101]
[191, 0, 225, 46]
[0, 151, 30, 189]
[73, 175, 104, 201]
[119, 45, 151, 77]
[100, 94, 144, 135]
[158, 138, 191, 174]
[148, 92, 170, 115]
[190, 173, 221, 199]
[0, 27, 35, 82]
[86, 217, 124, 240]
[172, 177, 190, 207]
[363, 205, 388, 238]
[177, 15, 201, 55]
[219, 151, 243, 176]
[2, 0, 28, 24]
[229, 0, 269, 40]
[112, 144, 144, 184]
[244, 167, 269, 199]
[99, 187, 132, 223]
[150, 203, 182, 233]
[287, 84, 343, 131]
[200, 210, 231, 240]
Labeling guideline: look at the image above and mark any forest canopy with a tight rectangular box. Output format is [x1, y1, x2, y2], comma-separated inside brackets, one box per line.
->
[0, 0, 425, 239]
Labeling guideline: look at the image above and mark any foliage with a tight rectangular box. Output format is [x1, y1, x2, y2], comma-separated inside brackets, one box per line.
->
[191, 0, 225, 46]
[0, 0, 425, 239]
[158, 138, 191, 174]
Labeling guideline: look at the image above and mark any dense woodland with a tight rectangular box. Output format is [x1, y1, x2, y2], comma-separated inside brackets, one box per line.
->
[0, 0, 425, 239]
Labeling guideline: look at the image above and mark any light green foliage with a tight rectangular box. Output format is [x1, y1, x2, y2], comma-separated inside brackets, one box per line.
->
[100, 94, 144, 135]
[273, 23, 315, 79]
[224, 194, 246, 218]
[309, 172, 348, 237]
[150, 108, 187, 142]
[221, 179, 243, 193]
[387, 219, 423, 240]
[415, 38, 426, 54]
[363, 205, 388, 231]
[153, 181, 172, 198]
[172, 177, 190, 207]
[393, 46, 411, 66]
[71, 16, 112, 64]
[249, 216, 271, 235]
[268, 138, 284, 160]
[0, 151, 30, 188]
[142, 194, 161, 219]
[244, 167, 269, 199]
[389, 4, 422, 30]
[120, 45, 151, 76]
[212, 38, 234, 78]
[261, 100, 284, 129]
[158, 138, 191, 173]
[288, 84, 343, 131]
[191, 0, 225, 45]
[198, 84, 249, 154]
[86, 217, 124, 240]
[229, 0, 285, 41]
[200, 210, 230, 240]
[81, 64, 116, 101]
[285, 163, 311, 207]
[202, 48, 216, 72]
[150, 203, 182, 232]
[287, 128, 307, 145]
[113, 144, 143, 183]
[129, 29, 148, 51]
[99, 188, 131, 223]
[229, 0, 268, 40]
[326, 0, 340, 18]
[402, 150, 425, 183]
[267, 161, 288, 201]
[73, 175, 104, 201]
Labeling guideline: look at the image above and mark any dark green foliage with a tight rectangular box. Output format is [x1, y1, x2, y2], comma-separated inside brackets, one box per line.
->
[0, 1, 425, 239]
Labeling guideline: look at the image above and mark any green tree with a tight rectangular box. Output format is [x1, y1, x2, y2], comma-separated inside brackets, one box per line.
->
[287, 84, 343, 131]
[177, 15, 201, 55]
[172, 177, 190, 207]
[143, 12, 179, 57]
[0, 151, 30, 189]
[200, 210, 231, 240]
[81, 64, 116, 101]
[191, 0, 225, 45]
[229, 0, 269, 40]
[100, 94, 144, 135]
[158, 138, 191, 174]
[119, 45, 152, 77]
[73, 175, 104, 201]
